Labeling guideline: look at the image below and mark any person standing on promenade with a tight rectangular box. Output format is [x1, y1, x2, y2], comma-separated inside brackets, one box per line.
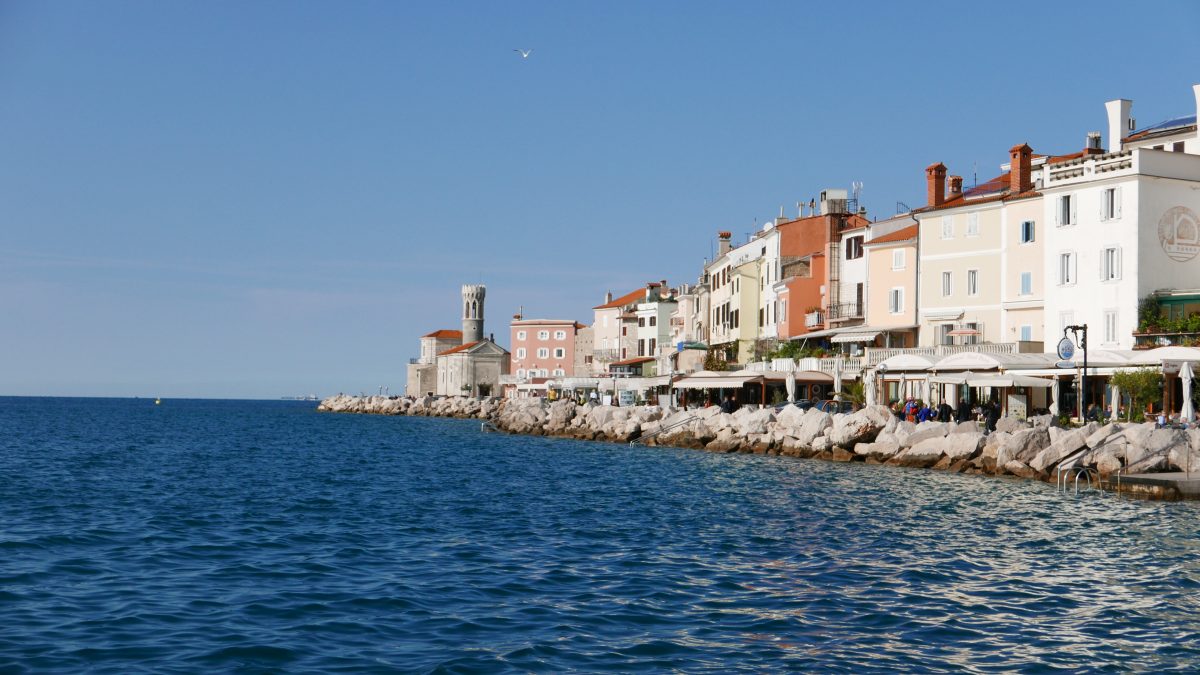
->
[985, 398, 1001, 433]
[956, 397, 972, 424]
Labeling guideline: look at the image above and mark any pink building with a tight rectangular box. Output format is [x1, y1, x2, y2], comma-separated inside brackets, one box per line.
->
[510, 319, 585, 380]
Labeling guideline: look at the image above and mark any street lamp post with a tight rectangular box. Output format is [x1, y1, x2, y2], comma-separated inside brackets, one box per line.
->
[1064, 324, 1089, 419]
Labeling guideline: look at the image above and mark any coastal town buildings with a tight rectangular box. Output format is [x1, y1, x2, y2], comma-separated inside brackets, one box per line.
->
[401, 83, 1200, 422]
[405, 284, 509, 397]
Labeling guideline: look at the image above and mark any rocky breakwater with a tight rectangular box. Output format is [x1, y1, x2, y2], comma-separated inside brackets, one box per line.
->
[317, 394, 503, 419]
[319, 395, 1200, 496]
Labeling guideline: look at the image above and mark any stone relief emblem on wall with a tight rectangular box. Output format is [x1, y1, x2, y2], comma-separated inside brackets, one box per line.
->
[1158, 206, 1200, 262]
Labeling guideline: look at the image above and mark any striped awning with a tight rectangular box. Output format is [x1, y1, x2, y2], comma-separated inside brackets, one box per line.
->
[831, 331, 881, 344]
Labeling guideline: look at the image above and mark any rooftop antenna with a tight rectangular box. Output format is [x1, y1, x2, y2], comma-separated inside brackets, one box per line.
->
[796, 201, 802, 218]
[973, 161, 978, 188]
[896, 200, 911, 214]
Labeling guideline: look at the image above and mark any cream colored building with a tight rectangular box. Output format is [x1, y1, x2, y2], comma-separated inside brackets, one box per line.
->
[916, 145, 1043, 347]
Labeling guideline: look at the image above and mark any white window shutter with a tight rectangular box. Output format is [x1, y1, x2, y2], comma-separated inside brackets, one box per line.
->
[1117, 248, 1123, 279]
[1072, 253, 1078, 284]
[1070, 195, 1078, 225]
[1054, 198, 1062, 225]
[1114, 187, 1123, 219]
[1100, 192, 1108, 221]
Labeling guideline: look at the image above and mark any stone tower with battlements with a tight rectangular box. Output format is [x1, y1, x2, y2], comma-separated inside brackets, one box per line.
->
[462, 284, 486, 343]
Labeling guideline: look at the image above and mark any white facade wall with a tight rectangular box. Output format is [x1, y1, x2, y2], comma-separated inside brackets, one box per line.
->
[1042, 148, 1200, 350]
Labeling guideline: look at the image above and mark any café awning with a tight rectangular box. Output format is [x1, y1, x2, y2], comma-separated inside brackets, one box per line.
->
[966, 374, 1055, 388]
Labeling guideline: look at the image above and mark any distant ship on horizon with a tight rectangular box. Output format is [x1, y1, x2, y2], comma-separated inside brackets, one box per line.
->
[281, 395, 320, 401]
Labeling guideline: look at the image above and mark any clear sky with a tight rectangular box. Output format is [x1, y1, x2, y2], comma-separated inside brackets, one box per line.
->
[2, 1, 1198, 398]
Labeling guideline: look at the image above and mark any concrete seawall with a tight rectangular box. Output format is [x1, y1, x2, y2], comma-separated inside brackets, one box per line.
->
[318, 395, 1200, 499]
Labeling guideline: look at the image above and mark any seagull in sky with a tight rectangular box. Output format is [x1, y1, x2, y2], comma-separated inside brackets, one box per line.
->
[514, 48, 532, 59]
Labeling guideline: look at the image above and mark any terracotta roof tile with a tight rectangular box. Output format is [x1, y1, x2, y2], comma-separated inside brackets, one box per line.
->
[437, 341, 480, 356]
[593, 287, 651, 310]
[423, 329, 463, 339]
[868, 224, 918, 245]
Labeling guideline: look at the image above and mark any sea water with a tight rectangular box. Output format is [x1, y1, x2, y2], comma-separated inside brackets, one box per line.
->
[2, 397, 1199, 672]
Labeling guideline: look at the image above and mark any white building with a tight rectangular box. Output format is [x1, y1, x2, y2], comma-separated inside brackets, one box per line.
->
[1041, 85, 1200, 351]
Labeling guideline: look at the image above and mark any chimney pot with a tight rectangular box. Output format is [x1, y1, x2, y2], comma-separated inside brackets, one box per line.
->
[1008, 143, 1033, 194]
[925, 162, 947, 207]
[948, 175, 963, 195]
[1105, 98, 1133, 153]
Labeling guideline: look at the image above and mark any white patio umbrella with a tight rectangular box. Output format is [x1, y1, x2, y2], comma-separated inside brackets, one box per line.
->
[833, 359, 843, 401]
[785, 370, 796, 403]
[864, 368, 877, 407]
[897, 372, 908, 402]
[1181, 361, 1195, 423]
[1110, 383, 1122, 421]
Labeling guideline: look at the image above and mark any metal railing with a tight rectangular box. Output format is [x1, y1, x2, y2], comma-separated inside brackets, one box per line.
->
[629, 414, 698, 446]
[827, 302, 863, 321]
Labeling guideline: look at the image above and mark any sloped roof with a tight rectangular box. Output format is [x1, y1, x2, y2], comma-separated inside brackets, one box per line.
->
[594, 287, 652, 310]
[423, 329, 463, 339]
[438, 341, 479, 355]
[610, 356, 655, 366]
[1126, 115, 1197, 142]
[867, 224, 918, 245]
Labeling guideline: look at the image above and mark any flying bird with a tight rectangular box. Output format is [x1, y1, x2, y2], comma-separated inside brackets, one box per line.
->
[514, 49, 532, 59]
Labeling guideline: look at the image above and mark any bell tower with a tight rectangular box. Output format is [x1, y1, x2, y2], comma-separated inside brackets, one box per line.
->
[462, 284, 486, 343]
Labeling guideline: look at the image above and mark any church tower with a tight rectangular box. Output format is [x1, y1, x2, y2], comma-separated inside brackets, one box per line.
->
[461, 284, 486, 343]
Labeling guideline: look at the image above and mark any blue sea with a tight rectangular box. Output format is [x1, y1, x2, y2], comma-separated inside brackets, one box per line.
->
[2, 397, 1199, 673]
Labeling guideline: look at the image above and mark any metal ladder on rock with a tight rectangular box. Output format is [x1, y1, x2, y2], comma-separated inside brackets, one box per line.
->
[629, 414, 698, 446]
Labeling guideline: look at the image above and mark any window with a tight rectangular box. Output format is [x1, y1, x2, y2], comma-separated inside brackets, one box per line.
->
[538, 330, 549, 340]
[649, 338, 656, 354]
[967, 212, 979, 236]
[1104, 310, 1118, 344]
[1020, 325, 1032, 341]
[942, 271, 952, 296]
[537, 348, 549, 358]
[516, 331, 527, 341]
[845, 236, 864, 259]
[1020, 220, 1035, 243]
[1058, 252, 1077, 285]
[554, 348, 565, 358]
[1174, 142, 1185, 152]
[1101, 187, 1122, 221]
[888, 288, 903, 314]
[637, 317, 645, 327]
[621, 326, 627, 337]
[637, 339, 645, 356]
[941, 216, 953, 239]
[516, 348, 527, 359]
[554, 330, 566, 340]
[1060, 311, 1074, 333]
[938, 324, 954, 345]
[517, 368, 526, 378]
[892, 249, 905, 270]
[732, 309, 739, 328]
[758, 308, 764, 327]
[967, 269, 979, 296]
[1057, 194, 1076, 226]
[1020, 272, 1032, 296]
[649, 316, 656, 327]
[553, 369, 565, 377]
[1101, 247, 1122, 281]
[780, 300, 787, 322]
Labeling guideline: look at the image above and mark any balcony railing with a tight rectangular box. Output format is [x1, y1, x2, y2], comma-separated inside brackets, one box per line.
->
[805, 310, 824, 328]
[826, 302, 863, 321]
[863, 342, 1019, 366]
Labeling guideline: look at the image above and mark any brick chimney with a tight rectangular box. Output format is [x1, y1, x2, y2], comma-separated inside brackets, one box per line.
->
[1009, 143, 1032, 194]
[717, 231, 732, 256]
[926, 163, 947, 207]
[948, 175, 963, 196]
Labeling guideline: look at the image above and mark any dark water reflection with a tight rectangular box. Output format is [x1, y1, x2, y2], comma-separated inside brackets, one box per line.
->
[1, 397, 1198, 673]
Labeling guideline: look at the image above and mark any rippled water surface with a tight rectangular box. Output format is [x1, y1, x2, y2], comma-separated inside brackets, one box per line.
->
[3, 397, 1200, 672]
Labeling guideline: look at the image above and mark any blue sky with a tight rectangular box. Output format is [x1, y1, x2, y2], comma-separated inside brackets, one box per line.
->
[2, 1, 1198, 398]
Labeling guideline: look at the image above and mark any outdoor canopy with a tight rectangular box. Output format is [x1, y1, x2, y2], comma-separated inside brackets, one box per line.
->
[965, 374, 1054, 388]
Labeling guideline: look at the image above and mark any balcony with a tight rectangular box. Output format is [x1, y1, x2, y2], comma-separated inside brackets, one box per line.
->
[592, 349, 620, 362]
[805, 310, 824, 328]
[826, 302, 863, 322]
